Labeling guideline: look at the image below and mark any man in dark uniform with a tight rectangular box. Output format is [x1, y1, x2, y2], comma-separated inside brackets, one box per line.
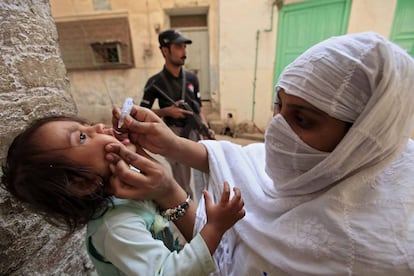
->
[140, 29, 214, 199]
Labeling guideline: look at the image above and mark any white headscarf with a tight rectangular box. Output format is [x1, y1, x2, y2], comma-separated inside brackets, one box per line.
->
[198, 32, 414, 275]
[265, 31, 414, 196]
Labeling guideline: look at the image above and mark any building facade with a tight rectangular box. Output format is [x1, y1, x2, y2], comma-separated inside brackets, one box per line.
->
[50, 0, 411, 131]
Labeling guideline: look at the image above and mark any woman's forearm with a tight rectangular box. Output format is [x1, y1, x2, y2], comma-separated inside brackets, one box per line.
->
[167, 136, 209, 173]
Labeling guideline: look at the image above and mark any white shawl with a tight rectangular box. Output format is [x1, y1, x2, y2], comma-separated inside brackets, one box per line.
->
[195, 32, 414, 275]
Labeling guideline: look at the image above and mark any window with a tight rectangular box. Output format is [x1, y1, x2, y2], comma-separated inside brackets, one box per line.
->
[55, 15, 134, 70]
[170, 14, 207, 28]
[90, 41, 131, 68]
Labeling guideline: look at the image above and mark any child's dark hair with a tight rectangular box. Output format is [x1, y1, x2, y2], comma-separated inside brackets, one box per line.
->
[1, 115, 113, 233]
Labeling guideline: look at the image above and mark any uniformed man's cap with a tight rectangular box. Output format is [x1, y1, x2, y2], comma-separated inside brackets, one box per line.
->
[158, 29, 192, 47]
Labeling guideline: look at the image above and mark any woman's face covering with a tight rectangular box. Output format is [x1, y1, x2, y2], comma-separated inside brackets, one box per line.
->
[274, 89, 349, 152]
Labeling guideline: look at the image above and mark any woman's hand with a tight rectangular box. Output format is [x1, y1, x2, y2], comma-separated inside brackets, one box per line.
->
[112, 105, 180, 157]
[112, 105, 210, 173]
[105, 143, 176, 201]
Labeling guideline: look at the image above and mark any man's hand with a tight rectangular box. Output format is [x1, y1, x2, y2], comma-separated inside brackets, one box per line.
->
[207, 128, 216, 139]
[166, 100, 193, 119]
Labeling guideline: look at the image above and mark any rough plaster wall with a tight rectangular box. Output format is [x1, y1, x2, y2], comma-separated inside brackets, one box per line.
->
[0, 0, 94, 274]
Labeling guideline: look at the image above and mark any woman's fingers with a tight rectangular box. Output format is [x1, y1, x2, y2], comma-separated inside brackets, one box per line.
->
[105, 144, 156, 176]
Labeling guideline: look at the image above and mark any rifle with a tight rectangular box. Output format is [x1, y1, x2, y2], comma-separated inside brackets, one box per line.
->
[150, 83, 215, 140]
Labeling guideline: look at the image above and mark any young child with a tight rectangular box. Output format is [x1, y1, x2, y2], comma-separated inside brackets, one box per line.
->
[1, 115, 245, 275]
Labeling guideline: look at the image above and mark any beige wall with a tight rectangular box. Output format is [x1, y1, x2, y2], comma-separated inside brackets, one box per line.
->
[217, 0, 277, 129]
[50, 0, 400, 131]
[348, 0, 397, 36]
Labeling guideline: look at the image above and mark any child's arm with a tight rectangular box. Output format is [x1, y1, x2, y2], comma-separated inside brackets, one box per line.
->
[112, 105, 209, 172]
[157, 181, 245, 247]
[199, 181, 245, 254]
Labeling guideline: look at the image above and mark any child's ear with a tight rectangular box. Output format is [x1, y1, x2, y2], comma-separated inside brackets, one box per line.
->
[69, 175, 102, 196]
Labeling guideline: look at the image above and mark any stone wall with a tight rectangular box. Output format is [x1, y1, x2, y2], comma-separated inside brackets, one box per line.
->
[0, 0, 93, 274]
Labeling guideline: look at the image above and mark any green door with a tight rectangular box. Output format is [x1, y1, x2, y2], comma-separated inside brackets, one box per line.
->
[273, 0, 351, 87]
[390, 0, 414, 57]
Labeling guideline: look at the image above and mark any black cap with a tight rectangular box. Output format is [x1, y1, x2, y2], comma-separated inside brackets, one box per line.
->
[158, 29, 192, 47]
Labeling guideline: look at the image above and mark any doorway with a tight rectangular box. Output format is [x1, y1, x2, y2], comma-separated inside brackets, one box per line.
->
[390, 0, 414, 57]
[273, 0, 351, 86]
[169, 13, 211, 100]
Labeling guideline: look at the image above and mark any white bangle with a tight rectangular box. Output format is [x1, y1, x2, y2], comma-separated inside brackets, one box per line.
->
[160, 195, 191, 221]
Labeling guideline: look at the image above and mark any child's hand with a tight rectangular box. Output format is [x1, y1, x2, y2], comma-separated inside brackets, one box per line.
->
[204, 181, 245, 235]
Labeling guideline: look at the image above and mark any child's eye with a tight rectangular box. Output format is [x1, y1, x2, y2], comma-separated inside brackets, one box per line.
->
[79, 132, 87, 143]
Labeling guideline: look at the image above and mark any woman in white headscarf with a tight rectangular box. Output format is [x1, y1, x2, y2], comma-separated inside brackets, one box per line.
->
[109, 32, 414, 275]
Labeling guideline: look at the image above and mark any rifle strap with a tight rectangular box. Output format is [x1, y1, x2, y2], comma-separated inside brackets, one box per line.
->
[160, 70, 194, 138]
[181, 70, 186, 100]
[159, 71, 174, 99]
[159, 70, 186, 101]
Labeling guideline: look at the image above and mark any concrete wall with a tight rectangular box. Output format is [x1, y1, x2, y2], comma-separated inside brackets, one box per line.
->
[0, 0, 93, 274]
[49, 0, 401, 131]
[217, 0, 277, 131]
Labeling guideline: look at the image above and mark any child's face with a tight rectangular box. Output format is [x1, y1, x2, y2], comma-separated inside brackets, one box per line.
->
[35, 120, 121, 179]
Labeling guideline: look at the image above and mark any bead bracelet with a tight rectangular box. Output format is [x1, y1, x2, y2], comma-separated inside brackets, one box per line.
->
[160, 195, 191, 221]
